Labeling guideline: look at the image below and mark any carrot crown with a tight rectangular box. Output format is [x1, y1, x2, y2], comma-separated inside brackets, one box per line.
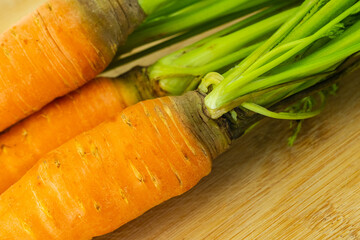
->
[200, 0, 360, 119]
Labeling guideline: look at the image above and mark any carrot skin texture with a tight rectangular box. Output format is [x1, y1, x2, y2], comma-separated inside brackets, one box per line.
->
[0, 0, 145, 131]
[0, 92, 230, 239]
[0, 76, 136, 194]
[0, 68, 151, 194]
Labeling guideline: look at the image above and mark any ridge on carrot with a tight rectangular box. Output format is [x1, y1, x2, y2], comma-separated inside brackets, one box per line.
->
[0, 3, 297, 194]
[2, 0, 360, 239]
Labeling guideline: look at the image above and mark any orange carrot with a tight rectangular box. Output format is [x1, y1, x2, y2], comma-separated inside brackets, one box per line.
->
[0, 68, 155, 194]
[0, 92, 231, 239]
[0, 0, 145, 132]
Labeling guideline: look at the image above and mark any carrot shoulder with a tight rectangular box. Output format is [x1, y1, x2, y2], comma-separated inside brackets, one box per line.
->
[0, 92, 230, 239]
[0, 0, 145, 131]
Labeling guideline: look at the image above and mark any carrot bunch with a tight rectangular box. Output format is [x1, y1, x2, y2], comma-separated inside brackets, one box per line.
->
[0, 2, 296, 194]
[2, 0, 360, 239]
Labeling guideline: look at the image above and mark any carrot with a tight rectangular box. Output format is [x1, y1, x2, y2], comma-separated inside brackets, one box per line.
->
[0, 70, 149, 194]
[0, 6, 294, 194]
[0, 92, 230, 239]
[0, 0, 147, 132]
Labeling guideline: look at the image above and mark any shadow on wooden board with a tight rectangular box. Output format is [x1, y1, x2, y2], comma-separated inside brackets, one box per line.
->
[96, 70, 360, 240]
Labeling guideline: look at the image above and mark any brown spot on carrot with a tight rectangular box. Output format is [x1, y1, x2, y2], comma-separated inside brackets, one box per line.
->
[33, 15, 40, 25]
[41, 114, 50, 122]
[0, 144, 8, 154]
[54, 159, 61, 168]
[121, 114, 133, 127]
[90, 144, 100, 158]
[10, 30, 17, 38]
[141, 103, 151, 117]
[174, 172, 183, 186]
[151, 175, 160, 189]
[144, 164, 160, 188]
[94, 202, 101, 211]
[154, 105, 165, 118]
[120, 189, 129, 204]
[47, 4, 53, 11]
[78, 201, 85, 212]
[76, 142, 86, 157]
[22, 129, 28, 138]
[130, 163, 144, 183]
[2, 48, 10, 58]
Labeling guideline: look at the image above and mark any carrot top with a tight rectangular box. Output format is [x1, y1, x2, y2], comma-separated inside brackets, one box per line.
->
[111, 0, 294, 65]
[201, 0, 360, 119]
[148, 3, 298, 96]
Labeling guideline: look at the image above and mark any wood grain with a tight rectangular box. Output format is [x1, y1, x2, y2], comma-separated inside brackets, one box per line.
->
[96, 71, 360, 239]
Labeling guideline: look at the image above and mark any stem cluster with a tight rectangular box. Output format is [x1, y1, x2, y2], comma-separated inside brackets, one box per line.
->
[205, 0, 360, 119]
[147, 3, 299, 95]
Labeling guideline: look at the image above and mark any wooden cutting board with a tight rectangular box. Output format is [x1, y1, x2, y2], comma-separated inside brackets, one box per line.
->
[2, 2, 360, 239]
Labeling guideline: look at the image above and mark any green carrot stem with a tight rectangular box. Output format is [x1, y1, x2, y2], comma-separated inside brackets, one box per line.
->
[138, 0, 180, 15]
[142, 0, 196, 19]
[237, 42, 360, 96]
[281, 0, 357, 43]
[214, 25, 360, 109]
[241, 97, 324, 120]
[204, 0, 360, 118]
[106, 3, 263, 71]
[148, 5, 298, 95]
[225, 0, 320, 77]
[123, 0, 279, 51]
